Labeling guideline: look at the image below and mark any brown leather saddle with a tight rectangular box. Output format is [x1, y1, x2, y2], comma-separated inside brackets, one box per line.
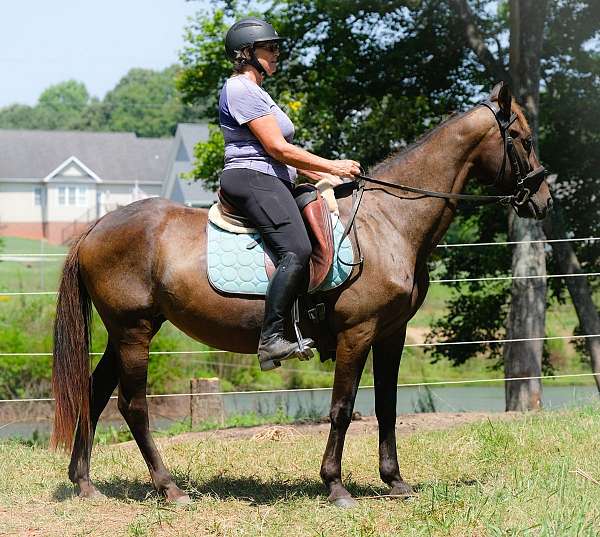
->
[217, 184, 334, 293]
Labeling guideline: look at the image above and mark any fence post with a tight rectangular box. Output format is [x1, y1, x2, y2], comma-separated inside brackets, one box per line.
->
[190, 377, 224, 427]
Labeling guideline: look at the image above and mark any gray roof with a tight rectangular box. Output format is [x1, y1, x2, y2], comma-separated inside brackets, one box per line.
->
[176, 123, 209, 159]
[171, 177, 216, 207]
[0, 129, 172, 182]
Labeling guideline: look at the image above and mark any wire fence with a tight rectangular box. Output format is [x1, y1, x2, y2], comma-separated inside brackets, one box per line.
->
[2, 270, 599, 296]
[0, 333, 597, 358]
[1, 371, 598, 405]
[1, 235, 598, 259]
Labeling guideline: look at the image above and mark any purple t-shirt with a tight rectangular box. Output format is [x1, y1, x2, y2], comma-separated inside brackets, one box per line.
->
[219, 76, 297, 184]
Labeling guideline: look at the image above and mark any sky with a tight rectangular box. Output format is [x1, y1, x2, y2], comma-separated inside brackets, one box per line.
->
[0, 0, 210, 107]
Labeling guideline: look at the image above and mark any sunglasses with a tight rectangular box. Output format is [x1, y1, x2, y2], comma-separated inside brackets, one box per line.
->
[256, 42, 280, 53]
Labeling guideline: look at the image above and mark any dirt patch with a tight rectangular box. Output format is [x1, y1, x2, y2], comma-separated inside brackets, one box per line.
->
[134, 411, 519, 449]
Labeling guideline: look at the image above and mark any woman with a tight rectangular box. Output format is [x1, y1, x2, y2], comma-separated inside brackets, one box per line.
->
[219, 18, 361, 371]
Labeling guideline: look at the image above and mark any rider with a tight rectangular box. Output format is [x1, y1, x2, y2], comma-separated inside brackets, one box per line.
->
[219, 18, 361, 371]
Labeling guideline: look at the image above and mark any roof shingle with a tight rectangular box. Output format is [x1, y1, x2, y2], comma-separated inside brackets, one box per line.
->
[0, 129, 172, 182]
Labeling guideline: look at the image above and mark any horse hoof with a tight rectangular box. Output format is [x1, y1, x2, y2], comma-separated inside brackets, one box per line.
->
[79, 488, 106, 500]
[390, 482, 415, 498]
[331, 496, 358, 508]
[170, 494, 192, 506]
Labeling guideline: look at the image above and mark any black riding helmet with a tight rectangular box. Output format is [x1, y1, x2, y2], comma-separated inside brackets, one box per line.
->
[225, 18, 284, 77]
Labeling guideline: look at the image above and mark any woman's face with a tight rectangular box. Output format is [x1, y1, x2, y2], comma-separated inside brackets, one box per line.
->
[254, 41, 280, 76]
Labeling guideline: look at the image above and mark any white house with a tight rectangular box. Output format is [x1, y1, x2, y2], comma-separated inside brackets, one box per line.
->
[0, 124, 216, 244]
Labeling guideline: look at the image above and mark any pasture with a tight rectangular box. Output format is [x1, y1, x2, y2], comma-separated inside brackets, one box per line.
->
[1, 408, 600, 536]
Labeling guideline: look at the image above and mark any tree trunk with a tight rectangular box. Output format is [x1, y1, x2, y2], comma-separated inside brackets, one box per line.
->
[503, 0, 549, 411]
[543, 206, 600, 393]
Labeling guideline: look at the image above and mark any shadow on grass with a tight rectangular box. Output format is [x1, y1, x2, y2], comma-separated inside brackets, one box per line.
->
[52, 474, 480, 505]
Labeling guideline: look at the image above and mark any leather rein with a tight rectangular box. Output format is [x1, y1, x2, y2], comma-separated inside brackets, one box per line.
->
[337, 100, 548, 267]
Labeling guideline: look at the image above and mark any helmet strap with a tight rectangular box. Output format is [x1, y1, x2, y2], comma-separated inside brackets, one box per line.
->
[248, 50, 268, 78]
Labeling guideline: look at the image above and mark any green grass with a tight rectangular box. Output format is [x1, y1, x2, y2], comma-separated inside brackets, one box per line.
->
[1, 408, 600, 535]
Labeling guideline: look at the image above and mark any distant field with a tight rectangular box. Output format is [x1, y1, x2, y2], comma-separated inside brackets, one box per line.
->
[0, 237, 66, 292]
[1, 408, 599, 536]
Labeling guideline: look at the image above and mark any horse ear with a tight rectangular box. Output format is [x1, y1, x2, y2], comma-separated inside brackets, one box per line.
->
[497, 83, 513, 116]
[490, 81, 504, 101]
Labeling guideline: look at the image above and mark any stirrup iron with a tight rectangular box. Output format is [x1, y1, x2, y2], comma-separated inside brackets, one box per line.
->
[292, 299, 311, 361]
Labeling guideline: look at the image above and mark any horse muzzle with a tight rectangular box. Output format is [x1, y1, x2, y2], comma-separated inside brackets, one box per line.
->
[511, 166, 552, 220]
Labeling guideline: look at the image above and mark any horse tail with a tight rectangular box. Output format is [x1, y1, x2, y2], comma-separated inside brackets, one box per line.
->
[50, 226, 95, 451]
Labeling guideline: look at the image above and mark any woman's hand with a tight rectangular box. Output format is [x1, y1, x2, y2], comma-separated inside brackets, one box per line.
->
[329, 159, 361, 178]
[315, 172, 344, 186]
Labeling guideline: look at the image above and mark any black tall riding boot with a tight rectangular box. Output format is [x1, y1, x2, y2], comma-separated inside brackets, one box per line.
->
[258, 252, 315, 371]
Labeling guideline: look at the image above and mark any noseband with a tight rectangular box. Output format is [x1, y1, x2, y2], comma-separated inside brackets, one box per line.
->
[479, 100, 547, 208]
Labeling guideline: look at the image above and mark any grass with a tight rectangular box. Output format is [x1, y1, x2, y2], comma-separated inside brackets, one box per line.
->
[1, 408, 600, 535]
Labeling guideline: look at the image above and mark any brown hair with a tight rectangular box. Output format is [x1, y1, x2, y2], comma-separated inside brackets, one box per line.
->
[232, 46, 253, 74]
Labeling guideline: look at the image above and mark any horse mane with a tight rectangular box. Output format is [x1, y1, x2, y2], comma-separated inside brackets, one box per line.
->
[370, 97, 531, 176]
[370, 109, 469, 176]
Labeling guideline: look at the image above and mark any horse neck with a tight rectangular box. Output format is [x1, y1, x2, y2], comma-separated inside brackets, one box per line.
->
[365, 108, 492, 256]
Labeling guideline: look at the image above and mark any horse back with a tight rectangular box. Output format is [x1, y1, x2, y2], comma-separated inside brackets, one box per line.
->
[77, 198, 208, 319]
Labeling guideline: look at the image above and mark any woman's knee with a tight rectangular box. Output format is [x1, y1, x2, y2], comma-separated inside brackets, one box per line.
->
[291, 238, 312, 267]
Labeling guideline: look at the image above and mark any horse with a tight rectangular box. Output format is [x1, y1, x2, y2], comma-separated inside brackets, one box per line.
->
[51, 83, 552, 507]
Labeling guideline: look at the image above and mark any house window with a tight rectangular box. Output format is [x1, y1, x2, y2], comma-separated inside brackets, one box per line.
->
[77, 186, 87, 205]
[57, 185, 89, 206]
[34, 187, 42, 206]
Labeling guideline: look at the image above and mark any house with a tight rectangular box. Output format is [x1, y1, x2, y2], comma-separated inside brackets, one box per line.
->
[161, 123, 217, 208]
[0, 124, 216, 244]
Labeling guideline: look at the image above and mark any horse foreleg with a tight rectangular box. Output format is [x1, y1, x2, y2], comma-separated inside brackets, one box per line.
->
[320, 328, 371, 507]
[372, 329, 414, 497]
[69, 343, 118, 498]
[115, 334, 190, 504]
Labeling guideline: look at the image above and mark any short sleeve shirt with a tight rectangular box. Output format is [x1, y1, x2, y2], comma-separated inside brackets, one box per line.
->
[219, 76, 297, 184]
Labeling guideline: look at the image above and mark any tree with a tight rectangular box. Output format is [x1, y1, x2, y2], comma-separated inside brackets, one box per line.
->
[448, 0, 600, 408]
[103, 66, 202, 137]
[0, 67, 204, 137]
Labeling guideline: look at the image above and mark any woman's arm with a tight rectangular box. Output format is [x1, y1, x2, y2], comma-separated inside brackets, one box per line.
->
[247, 114, 360, 178]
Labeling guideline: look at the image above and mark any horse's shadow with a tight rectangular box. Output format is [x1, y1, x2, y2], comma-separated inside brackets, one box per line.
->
[52, 475, 480, 505]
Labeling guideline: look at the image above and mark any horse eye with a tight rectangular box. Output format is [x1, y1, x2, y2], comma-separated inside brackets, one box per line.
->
[523, 137, 532, 153]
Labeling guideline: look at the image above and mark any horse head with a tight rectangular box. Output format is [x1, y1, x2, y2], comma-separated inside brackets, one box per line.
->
[474, 82, 552, 220]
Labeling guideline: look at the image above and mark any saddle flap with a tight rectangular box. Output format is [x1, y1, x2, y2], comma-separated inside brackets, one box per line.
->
[264, 188, 334, 293]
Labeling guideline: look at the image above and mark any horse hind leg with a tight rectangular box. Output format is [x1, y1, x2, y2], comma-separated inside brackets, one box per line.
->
[114, 323, 190, 504]
[69, 342, 119, 498]
[372, 329, 414, 497]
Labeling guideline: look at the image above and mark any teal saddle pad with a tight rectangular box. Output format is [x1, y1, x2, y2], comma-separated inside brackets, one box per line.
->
[207, 214, 354, 295]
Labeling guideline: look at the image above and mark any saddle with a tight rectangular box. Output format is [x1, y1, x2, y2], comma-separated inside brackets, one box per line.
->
[208, 180, 339, 292]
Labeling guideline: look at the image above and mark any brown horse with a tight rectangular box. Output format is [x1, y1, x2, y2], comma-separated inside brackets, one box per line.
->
[52, 83, 551, 507]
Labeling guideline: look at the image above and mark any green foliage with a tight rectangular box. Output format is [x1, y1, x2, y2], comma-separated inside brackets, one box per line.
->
[0, 67, 204, 137]
[188, 124, 225, 190]
[101, 66, 201, 137]
[539, 1, 600, 288]
[0, 298, 55, 398]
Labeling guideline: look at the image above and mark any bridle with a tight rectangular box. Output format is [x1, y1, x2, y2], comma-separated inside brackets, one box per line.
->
[337, 100, 548, 267]
[478, 100, 547, 208]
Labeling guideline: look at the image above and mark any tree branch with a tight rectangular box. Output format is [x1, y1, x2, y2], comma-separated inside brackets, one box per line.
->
[450, 0, 511, 85]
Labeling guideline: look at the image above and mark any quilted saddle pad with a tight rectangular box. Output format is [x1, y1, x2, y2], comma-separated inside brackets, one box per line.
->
[207, 214, 354, 295]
